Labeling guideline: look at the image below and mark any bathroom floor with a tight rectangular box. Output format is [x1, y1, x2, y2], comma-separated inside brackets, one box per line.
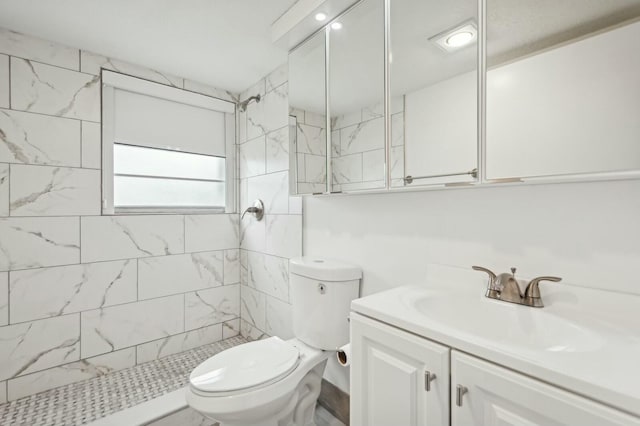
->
[0, 336, 247, 426]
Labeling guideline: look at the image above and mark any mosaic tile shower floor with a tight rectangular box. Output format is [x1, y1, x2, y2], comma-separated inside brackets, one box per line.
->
[0, 336, 247, 426]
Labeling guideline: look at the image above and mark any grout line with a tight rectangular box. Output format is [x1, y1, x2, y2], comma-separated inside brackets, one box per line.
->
[7, 55, 11, 108]
[11, 53, 96, 75]
[0, 105, 100, 124]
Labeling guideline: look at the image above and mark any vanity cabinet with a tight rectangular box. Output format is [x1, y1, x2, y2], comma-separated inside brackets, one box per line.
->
[350, 312, 640, 426]
[451, 351, 639, 426]
[350, 313, 449, 426]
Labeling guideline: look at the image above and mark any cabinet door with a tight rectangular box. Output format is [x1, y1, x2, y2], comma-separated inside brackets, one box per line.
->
[451, 351, 640, 426]
[350, 313, 449, 426]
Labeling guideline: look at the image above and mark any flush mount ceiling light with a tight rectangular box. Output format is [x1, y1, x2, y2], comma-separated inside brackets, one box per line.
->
[331, 22, 343, 30]
[429, 20, 478, 52]
[315, 12, 327, 21]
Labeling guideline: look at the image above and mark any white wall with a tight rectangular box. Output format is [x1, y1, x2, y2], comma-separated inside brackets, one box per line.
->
[303, 179, 640, 390]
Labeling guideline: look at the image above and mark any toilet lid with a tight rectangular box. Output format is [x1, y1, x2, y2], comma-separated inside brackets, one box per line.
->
[189, 336, 300, 393]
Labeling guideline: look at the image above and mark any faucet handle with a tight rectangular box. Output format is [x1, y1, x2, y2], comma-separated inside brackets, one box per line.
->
[472, 266, 496, 281]
[472, 266, 498, 292]
[523, 276, 562, 307]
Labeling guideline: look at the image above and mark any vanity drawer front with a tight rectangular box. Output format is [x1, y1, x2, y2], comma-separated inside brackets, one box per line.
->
[350, 312, 449, 426]
[451, 351, 640, 426]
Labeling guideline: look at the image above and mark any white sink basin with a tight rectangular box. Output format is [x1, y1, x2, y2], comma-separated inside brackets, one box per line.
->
[410, 290, 605, 355]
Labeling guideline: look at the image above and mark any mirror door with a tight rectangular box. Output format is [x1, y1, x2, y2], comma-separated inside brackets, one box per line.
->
[390, 0, 480, 188]
[289, 30, 328, 194]
[485, 1, 640, 181]
[329, 0, 386, 192]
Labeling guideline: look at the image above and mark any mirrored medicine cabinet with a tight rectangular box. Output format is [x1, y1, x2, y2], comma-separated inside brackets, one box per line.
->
[288, 0, 640, 195]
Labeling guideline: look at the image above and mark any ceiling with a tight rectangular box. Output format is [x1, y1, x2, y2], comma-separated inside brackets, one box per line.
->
[0, 0, 299, 93]
[289, 0, 640, 115]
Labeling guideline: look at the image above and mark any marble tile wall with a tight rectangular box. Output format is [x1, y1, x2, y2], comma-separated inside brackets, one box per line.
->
[290, 108, 327, 194]
[331, 97, 406, 191]
[238, 64, 302, 341]
[0, 28, 241, 401]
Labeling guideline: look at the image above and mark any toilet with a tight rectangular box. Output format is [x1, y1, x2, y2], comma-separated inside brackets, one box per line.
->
[186, 257, 362, 426]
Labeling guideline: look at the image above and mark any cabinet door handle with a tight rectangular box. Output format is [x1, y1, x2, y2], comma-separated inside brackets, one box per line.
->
[424, 371, 437, 391]
[456, 384, 468, 407]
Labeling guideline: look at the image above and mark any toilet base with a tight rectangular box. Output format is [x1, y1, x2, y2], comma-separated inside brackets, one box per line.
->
[201, 361, 327, 426]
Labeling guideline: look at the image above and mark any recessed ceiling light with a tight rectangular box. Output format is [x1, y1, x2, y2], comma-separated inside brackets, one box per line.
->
[315, 12, 327, 21]
[429, 20, 478, 52]
[331, 22, 343, 30]
[446, 31, 474, 47]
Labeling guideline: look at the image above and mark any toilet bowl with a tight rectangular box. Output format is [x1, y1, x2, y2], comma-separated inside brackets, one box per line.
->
[187, 337, 329, 426]
[186, 257, 362, 426]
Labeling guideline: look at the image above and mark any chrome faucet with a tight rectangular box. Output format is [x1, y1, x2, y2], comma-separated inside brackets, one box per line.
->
[472, 266, 562, 308]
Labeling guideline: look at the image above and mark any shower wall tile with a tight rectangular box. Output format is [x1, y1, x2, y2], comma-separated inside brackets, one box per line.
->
[10, 58, 100, 121]
[239, 136, 266, 178]
[305, 154, 327, 184]
[136, 324, 223, 364]
[0, 217, 80, 271]
[0, 109, 81, 166]
[265, 215, 302, 259]
[184, 214, 238, 252]
[391, 145, 405, 180]
[266, 296, 294, 340]
[240, 79, 266, 103]
[338, 180, 385, 192]
[240, 318, 268, 342]
[81, 215, 184, 263]
[9, 260, 136, 323]
[0, 314, 80, 381]
[289, 195, 302, 215]
[0, 272, 7, 326]
[0, 164, 7, 217]
[0, 29, 78, 70]
[80, 51, 183, 88]
[81, 121, 101, 169]
[138, 252, 224, 300]
[183, 79, 237, 103]
[246, 251, 289, 302]
[296, 123, 326, 156]
[391, 112, 404, 147]
[332, 110, 361, 130]
[240, 216, 266, 252]
[240, 285, 266, 331]
[184, 285, 240, 331]
[304, 112, 326, 128]
[340, 116, 384, 155]
[332, 154, 363, 184]
[240, 249, 248, 286]
[362, 149, 385, 182]
[266, 126, 289, 173]
[247, 171, 289, 214]
[224, 249, 240, 285]
[7, 347, 135, 401]
[222, 318, 241, 339]
[81, 295, 184, 358]
[0, 54, 8, 108]
[265, 64, 287, 93]
[246, 83, 288, 140]
[9, 165, 100, 216]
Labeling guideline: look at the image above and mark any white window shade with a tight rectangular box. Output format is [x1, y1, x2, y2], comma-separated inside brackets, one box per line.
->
[101, 70, 236, 214]
[113, 88, 226, 156]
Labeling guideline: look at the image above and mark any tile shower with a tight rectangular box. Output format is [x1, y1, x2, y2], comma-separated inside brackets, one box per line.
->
[0, 25, 305, 411]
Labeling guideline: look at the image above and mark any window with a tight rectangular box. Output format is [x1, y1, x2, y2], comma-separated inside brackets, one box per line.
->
[101, 70, 235, 214]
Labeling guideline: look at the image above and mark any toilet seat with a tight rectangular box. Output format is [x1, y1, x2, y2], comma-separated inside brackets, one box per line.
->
[189, 337, 300, 395]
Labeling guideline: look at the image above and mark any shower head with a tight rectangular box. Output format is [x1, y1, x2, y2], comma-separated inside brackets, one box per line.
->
[237, 94, 261, 112]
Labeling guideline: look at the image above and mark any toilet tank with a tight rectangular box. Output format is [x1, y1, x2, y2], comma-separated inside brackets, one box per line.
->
[290, 257, 361, 350]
